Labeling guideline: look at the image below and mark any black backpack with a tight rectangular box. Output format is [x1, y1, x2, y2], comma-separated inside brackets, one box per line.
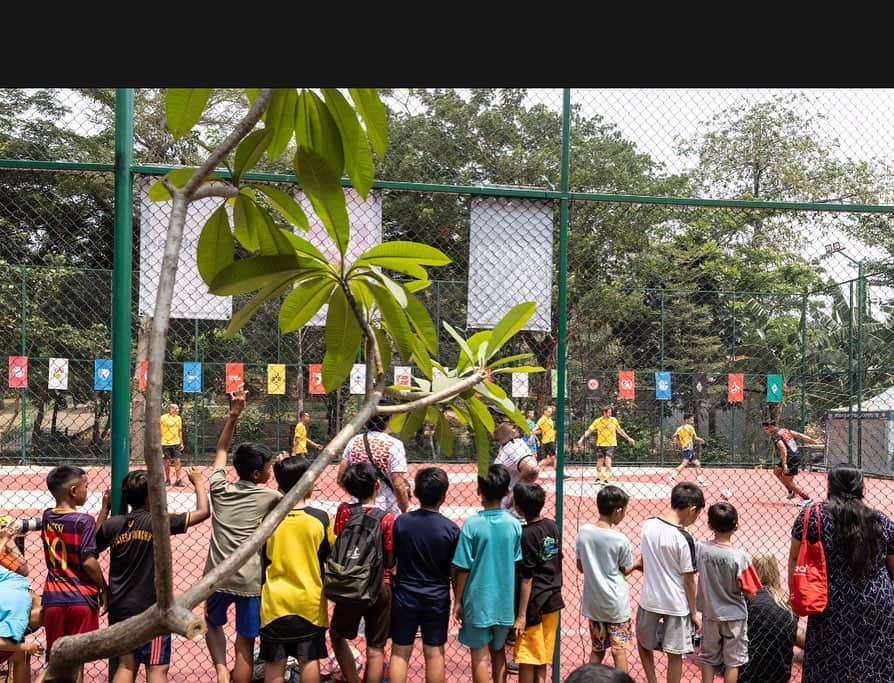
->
[323, 503, 386, 607]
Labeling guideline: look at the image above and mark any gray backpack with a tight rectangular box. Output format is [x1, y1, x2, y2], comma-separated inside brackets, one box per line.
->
[323, 503, 386, 607]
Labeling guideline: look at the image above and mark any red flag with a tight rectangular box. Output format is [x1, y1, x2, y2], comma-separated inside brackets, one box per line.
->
[138, 360, 148, 392]
[728, 373, 744, 402]
[308, 363, 325, 395]
[8, 356, 28, 388]
[225, 363, 244, 393]
[618, 370, 635, 399]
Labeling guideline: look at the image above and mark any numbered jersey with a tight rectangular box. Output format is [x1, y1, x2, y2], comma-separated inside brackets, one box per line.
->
[41, 508, 100, 609]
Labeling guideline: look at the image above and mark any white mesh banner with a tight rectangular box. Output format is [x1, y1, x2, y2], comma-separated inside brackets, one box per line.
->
[467, 197, 552, 331]
[295, 188, 382, 326]
[138, 178, 233, 320]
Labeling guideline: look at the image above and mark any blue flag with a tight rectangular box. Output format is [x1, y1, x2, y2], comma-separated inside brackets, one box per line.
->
[655, 371, 671, 400]
[94, 359, 113, 391]
[183, 362, 202, 393]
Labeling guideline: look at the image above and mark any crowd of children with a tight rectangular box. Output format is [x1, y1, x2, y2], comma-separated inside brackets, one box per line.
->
[0, 389, 807, 683]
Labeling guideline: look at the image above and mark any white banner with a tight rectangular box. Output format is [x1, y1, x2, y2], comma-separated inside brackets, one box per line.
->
[48, 357, 69, 390]
[467, 197, 553, 332]
[349, 364, 367, 394]
[138, 178, 233, 320]
[295, 188, 382, 326]
[511, 373, 529, 398]
[394, 366, 412, 387]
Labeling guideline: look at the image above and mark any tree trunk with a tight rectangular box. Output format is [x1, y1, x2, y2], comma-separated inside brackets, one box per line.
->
[521, 331, 557, 408]
[31, 398, 46, 435]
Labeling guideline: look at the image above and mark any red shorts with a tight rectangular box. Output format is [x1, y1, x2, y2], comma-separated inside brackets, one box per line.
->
[43, 605, 99, 656]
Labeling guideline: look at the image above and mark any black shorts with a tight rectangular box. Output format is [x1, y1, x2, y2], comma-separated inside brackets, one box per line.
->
[390, 588, 450, 647]
[595, 446, 616, 459]
[161, 445, 181, 461]
[778, 455, 801, 477]
[330, 583, 392, 648]
[259, 616, 328, 662]
[540, 441, 556, 459]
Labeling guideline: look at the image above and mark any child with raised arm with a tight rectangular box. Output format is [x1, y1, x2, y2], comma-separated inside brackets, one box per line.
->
[260, 456, 335, 683]
[576, 485, 637, 674]
[512, 482, 564, 683]
[41, 465, 108, 683]
[668, 413, 707, 487]
[203, 386, 281, 683]
[696, 502, 762, 683]
[96, 467, 210, 683]
[636, 481, 704, 683]
[388, 467, 460, 683]
[452, 463, 522, 683]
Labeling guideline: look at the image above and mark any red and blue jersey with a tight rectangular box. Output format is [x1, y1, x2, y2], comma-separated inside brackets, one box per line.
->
[41, 509, 100, 609]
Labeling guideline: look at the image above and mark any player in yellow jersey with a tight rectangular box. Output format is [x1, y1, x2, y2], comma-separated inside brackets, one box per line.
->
[159, 404, 184, 487]
[576, 406, 635, 485]
[668, 413, 707, 486]
[533, 406, 557, 468]
[292, 411, 324, 457]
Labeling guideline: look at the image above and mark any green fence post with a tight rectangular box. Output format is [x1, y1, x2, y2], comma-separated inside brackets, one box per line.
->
[856, 263, 864, 468]
[20, 265, 26, 464]
[731, 293, 736, 461]
[847, 280, 854, 464]
[110, 88, 134, 516]
[552, 86, 571, 683]
[659, 289, 665, 466]
[800, 291, 807, 435]
[193, 319, 200, 464]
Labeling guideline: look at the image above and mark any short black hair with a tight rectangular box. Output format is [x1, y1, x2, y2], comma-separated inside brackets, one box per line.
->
[233, 442, 274, 481]
[707, 501, 738, 533]
[670, 481, 705, 511]
[761, 419, 776, 427]
[274, 456, 310, 493]
[477, 463, 510, 502]
[683, 412, 694, 420]
[299, 410, 310, 419]
[414, 467, 449, 506]
[342, 461, 377, 500]
[513, 482, 545, 519]
[46, 465, 86, 497]
[365, 414, 389, 432]
[597, 484, 629, 516]
[121, 470, 149, 509]
[564, 663, 634, 683]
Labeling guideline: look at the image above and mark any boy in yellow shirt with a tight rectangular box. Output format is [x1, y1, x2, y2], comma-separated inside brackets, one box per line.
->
[577, 406, 635, 486]
[159, 403, 184, 487]
[669, 413, 707, 486]
[533, 406, 557, 468]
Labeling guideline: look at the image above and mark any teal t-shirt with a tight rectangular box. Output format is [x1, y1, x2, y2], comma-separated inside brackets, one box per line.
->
[452, 507, 522, 627]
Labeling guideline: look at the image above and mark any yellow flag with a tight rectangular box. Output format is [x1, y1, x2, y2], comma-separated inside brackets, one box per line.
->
[267, 364, 286, 394]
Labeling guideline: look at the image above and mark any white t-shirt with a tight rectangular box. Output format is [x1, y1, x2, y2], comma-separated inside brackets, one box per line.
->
[495, 437, 536, 518]
[638, 517, 696, 616]
[576, 524, 633, 623]
[342, 430, 408, 517]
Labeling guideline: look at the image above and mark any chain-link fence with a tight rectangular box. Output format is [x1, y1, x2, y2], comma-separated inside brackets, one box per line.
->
[2, 88, 893, 682]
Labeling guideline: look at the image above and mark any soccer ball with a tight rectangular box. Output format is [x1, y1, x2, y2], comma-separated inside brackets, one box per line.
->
[720, 488, 732, 499]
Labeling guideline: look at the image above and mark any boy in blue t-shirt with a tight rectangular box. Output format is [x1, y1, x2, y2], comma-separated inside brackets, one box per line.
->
[388, 467, 460, 683]
[452, 463, 522, 683]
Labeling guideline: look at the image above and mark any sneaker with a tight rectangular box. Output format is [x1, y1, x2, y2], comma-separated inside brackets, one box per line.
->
[173, 479, 184, 487]
[507, 661, 519, 675]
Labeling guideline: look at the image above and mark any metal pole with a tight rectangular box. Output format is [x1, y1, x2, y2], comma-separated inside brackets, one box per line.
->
[847, 280, 854, 464]
[856, 262, 864, 468]
[551, 87, 571, 683]
[20, 266, 26, 464]
[110, 88, 134, 516]
[193, 319, 199, 464]
[659, 290, 665, 466]
[800, 291, 807, 435]
[731, 293, 736, 461]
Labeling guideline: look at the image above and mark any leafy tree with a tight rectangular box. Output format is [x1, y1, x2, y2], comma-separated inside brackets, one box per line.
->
[44, 87, 541, 682]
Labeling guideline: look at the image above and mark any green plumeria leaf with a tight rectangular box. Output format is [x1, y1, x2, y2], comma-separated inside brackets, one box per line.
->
[148, 167, 197, 202]
[322, 287, 362, 391]
[165, 88, 211, 140]
[435, 413, 454, 457]
[209, 255, 302, 296]
[279, 277, 336, 333]
[349, 88, 387, 157]
[196, 206, 233, 285]
[233, 128, 273, 183]
[322, 88, 374, 197]
[249, 183, 309, 231]
[487, 302, 537, 361]
[295, 90, 344, 180]
[224, 274, 296, 338]
[294, 146, 349, 256]
[443, 321, 475, 373]
[264, 88, 299, 161]
[233, 195, 260, 252]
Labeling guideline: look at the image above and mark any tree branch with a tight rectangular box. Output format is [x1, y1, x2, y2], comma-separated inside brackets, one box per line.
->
[191, 181, 241, 201]
[378, 371, 485, 414]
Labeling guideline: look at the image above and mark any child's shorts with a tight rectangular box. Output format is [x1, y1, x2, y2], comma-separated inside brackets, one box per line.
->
[699, 618, 748, 668]
[458, 623, 512, 650]
[681, 447, 698, 463]
[588, 618, 633, 652]
[259, 615, 328, 664]
[515, 610, 560, 665]
[635, 606, 693, 655]
[133, 633, 172, 666]
[43, 605, 99, 655]
[330, 583, 392, 649]
[205, 592, 261, 639]
[390, 588, 450, 647]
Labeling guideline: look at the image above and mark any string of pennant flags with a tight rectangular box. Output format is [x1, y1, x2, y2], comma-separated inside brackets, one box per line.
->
[8, 355, 786, 403]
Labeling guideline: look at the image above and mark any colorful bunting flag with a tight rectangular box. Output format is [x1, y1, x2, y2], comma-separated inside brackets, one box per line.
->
[692, 372, 708, 400]
[618, 370, 635, 399]
[655, 371, 671, 400]
[138, 360, 148, 392]
[267, 364, 286, 394]
[8, 356, 27, 388]
[225, 363, 244, 393]
[727, 373, 744, 402]
[94, 359, 112, 391]
[308, 364, 325, 394]
[766, 374, 783, 403]
[349, 364, 366, 394]
[394, 366, 412, 387]
[183, 362, 202, 393]
[48, 358, 68, 390]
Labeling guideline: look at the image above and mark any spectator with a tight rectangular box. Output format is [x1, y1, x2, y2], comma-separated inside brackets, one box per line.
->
[564, 662, 634, 683]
